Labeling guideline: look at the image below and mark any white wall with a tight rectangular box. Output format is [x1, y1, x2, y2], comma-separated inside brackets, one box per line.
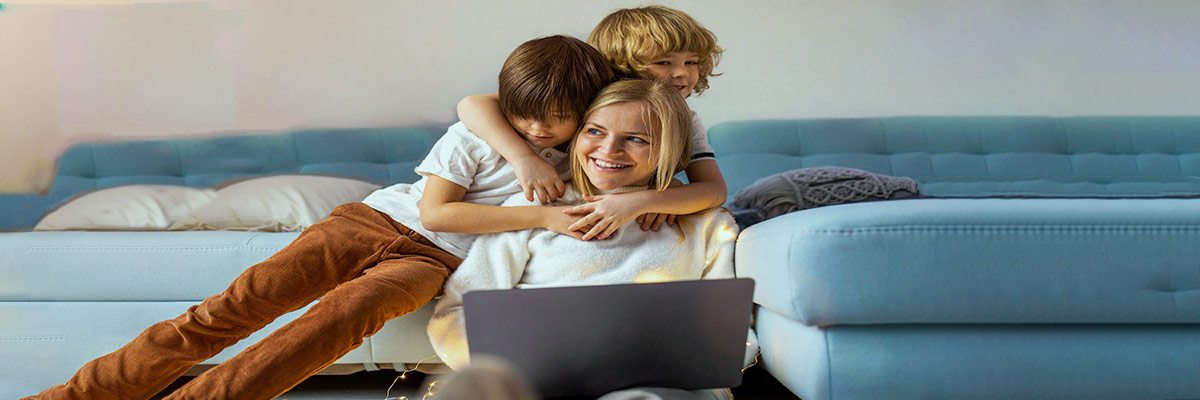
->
[2, 0, 1199, 192]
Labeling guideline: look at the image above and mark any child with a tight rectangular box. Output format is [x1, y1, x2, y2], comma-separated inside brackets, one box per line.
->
[457, 5, 726, 241]
[428, 79, 756, 400]
[27, 35, 617, 400]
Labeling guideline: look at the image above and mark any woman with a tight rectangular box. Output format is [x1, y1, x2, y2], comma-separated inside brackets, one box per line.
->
[428, 79, 757, 400]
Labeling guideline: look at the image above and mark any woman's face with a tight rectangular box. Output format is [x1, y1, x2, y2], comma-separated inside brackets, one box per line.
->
[574, 101, 659, 190]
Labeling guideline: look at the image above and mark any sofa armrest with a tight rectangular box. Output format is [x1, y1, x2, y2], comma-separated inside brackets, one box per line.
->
[0, 193, 50, 231]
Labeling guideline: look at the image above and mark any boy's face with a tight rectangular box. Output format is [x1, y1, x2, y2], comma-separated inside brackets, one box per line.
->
[641, 52, 700, 98]
[508, 112, 579, 149]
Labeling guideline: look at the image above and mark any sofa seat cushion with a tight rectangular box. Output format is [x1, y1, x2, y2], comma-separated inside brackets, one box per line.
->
[756, 307, 1200, 400]
[736, 198, 1200, 326]
[1, 231, 299, 301]
[919, 176, 1200, 198]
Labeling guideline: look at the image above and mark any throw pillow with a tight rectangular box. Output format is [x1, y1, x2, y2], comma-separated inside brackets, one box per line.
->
[169, 175, 381, 232]
[729, 167, 920, 227]
[34, 185, 217, 231]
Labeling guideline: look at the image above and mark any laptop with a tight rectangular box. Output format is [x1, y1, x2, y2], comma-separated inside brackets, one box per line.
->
[462, 278, 755, 397]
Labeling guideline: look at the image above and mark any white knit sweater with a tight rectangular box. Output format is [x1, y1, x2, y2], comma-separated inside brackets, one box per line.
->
[427, 187, 756, 370]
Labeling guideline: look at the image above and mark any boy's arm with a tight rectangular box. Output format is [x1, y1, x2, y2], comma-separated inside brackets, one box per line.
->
[565, 159, 727, 240]
[457, 93, 565, 204]
[419, 175, 584, 239]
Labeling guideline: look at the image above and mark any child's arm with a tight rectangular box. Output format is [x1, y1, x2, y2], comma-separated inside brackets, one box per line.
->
[419, 175, 585, 239]
[565, 159, 727, 240]
[457, 93, 565, 204]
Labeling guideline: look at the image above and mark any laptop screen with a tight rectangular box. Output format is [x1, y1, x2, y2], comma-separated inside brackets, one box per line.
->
[463, 278, 755, 397]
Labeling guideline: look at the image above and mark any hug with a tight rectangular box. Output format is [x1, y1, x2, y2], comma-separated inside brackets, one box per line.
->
[25, 6, 751, 400]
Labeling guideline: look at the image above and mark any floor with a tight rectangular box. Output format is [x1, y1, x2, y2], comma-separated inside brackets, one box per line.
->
[154, 365, 800, 399]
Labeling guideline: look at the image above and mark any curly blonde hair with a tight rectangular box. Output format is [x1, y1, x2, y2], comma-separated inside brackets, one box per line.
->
[588, 5, 723, 96]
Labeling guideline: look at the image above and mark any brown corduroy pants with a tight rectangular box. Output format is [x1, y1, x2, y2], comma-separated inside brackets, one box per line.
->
[28, 202, 461, 400]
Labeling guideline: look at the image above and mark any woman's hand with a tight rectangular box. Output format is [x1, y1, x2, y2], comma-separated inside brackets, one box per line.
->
[512, 154, 565, 204]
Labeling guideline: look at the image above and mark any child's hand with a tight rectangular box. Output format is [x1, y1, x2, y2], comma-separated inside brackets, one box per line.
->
[637, 178, 684, 230]
[513, 154, 565, 204]
[543, 206, 587, 240]
[563, 193, 648, 240]
[630, 178, 682, 230]
[636, 212, 678, 231]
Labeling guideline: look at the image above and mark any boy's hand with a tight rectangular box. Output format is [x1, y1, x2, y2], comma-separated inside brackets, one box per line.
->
[636, 178, 682, 230]
[513, 154, 565, 204]
[563, 193, 648, 240]
[636, 212, 678, 231]
[543, 206, 587, 240]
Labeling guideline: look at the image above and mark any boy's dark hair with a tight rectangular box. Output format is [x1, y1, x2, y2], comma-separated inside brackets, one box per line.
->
[498, 35, 619, 122]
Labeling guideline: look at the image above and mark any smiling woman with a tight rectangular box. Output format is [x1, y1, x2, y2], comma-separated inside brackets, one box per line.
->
[426, 78, 756, 399]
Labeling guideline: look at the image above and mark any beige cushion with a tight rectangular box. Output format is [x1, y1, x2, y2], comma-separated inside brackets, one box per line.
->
[169, 175, 381, 232]
[34, 185, 217, 231]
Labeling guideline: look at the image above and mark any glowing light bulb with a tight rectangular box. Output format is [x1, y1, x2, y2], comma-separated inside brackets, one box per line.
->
[634, 270, 670, 283]
[423, 380, 439, 399]
[716, 226, 737, 242]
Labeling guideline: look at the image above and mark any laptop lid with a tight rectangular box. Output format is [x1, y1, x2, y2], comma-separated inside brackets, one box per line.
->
[463, 278, 755, 397]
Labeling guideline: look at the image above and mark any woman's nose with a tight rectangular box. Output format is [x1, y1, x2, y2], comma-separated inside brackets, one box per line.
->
[600, 137, 622, 154]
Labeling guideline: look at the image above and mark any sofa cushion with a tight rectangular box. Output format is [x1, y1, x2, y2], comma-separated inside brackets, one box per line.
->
[756, 307, 1200, 400]
[0, 231, 299, 301]
[735, 198, 1200, 326]
[709, 117, 1200, 205]
[0, 126, 439, 231]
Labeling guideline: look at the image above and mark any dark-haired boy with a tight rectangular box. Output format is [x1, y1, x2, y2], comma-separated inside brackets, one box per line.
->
[30, 35, 618, 400]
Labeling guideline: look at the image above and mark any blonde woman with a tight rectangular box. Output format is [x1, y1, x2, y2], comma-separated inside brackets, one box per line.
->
[429, 79, 756, 400]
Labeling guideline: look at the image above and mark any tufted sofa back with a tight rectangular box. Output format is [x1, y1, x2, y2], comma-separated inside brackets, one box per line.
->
[0, 126, 441, 230]
[709, 116, 1200, 203]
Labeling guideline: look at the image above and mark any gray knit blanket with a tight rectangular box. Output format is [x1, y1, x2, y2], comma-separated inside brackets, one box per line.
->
[729, 167, 919, 227]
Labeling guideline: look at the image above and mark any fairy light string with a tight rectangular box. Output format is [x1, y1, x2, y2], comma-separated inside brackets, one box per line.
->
[383, 353, 445, 400]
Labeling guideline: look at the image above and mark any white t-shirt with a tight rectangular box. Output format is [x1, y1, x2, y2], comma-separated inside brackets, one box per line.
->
[361, 122, 571, 259]
[689, 111, 715, 163]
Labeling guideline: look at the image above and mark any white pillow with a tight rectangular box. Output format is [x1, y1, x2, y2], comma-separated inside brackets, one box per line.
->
[170, 175, 381, 232]
[34, 185, 217, 231]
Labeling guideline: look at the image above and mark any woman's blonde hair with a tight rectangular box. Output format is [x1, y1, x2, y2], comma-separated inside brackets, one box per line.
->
[569, 79, 693, 198]
[588, 5, 723, 95]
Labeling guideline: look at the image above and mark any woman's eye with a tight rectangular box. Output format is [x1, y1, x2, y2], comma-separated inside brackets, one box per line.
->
[628, 136, 649, 144]
[586, 128, 603, 135]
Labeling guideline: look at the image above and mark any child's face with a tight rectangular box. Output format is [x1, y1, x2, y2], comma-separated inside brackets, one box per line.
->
[575, 101, 659, 190]
[507, 112, 579, 149]
[641, 52, 700, 98]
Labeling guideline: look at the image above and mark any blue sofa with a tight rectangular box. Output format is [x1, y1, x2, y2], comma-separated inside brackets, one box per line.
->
[0, 127, 446, 397]
[712, 117, 1200, 399]
[5, 117, 1200, 399]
